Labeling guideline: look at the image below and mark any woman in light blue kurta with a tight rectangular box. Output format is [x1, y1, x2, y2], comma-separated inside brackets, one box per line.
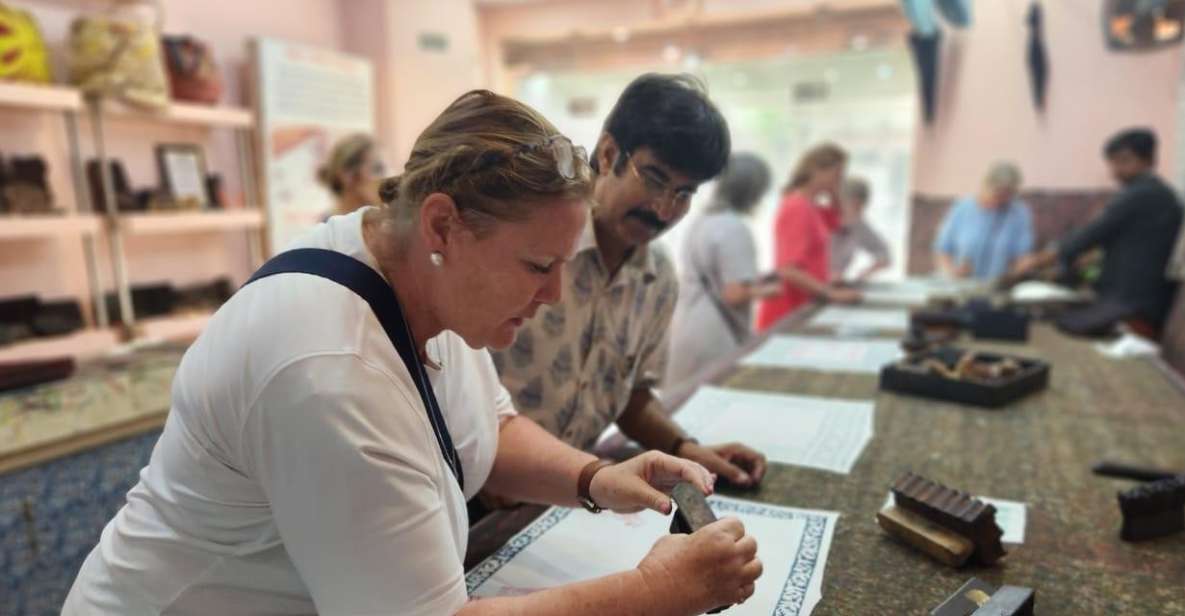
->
[933, 161, 1035, 279]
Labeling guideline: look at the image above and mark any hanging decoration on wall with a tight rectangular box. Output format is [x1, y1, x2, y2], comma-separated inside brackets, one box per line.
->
[900, 0, 970, 125]
[901, 0, 940, 36]
[1103, 0, 1185, 51]
[1026, 1, 1049, 111]
[908, 31, 942, 124]
[934, 0, 972, 28]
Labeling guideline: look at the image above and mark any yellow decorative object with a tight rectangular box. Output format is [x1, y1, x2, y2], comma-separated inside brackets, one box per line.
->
[0, 3, 53, 84]
[67, 2, 168, 110]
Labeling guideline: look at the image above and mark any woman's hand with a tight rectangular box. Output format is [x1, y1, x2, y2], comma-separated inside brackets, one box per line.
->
[589, 451, 714, 515]
[825, 286, 862, 304]
[637, 517, 763, 614]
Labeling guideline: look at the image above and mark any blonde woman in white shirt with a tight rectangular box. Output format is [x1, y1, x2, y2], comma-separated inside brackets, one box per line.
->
[63, 91, 761, 616]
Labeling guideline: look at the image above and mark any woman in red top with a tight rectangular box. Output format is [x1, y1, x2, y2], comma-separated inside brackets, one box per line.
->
[756, 143, 862, 331]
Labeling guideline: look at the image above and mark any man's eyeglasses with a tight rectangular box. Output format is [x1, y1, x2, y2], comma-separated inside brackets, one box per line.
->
[626, 152, 695, 208]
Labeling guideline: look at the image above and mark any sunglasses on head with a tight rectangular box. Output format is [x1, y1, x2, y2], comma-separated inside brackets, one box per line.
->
[443, 134, 590, 185]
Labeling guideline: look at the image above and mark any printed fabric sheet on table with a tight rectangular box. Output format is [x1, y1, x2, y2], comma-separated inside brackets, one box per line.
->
[467, 496, 839, 616]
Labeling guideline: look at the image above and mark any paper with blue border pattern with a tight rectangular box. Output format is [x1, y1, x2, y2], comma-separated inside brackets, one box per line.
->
[466, 496, 839, 615]
[741, 335, 902, 374]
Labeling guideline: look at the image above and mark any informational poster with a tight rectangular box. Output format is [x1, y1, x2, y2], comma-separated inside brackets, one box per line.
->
[251, 37, 375, 254]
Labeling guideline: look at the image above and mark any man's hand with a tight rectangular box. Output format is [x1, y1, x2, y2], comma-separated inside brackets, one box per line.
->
[677, 441, 768, 488]
[953, 260, 973, 278]
[1012, 252, 1046, 276]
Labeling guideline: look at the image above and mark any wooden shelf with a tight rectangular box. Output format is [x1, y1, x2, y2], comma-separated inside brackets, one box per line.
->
[119, 209, 264, 235]
[104, 100, 254, 129]
[0, 213, 101, 241]
[135, 311, 211, 343]
[0, 82, 82, 113]
[0, 329, 119, 364]
[0, 82, 253, 128]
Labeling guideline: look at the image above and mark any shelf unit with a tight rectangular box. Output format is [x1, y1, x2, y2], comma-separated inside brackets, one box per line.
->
[0, 213, 101, 240]
[0, 81, 264, 363]
[119, 209, 264, 236]
[134, 311, 213, 343]
[0, 81, 110, 349]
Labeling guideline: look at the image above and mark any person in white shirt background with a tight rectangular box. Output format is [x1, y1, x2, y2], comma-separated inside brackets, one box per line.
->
[63, 90, 761, 616]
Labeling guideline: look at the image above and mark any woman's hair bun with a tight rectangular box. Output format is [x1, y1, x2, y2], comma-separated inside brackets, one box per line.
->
[378, 176, 401, 204]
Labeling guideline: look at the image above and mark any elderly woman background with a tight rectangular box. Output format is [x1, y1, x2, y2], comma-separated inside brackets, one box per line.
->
[64, 90, 761, 616]
[666, 153, 777, 389]
[933, 161, 1036, 280]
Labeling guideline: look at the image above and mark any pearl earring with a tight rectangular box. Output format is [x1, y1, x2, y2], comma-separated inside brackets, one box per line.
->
[430, 251, 444, 267]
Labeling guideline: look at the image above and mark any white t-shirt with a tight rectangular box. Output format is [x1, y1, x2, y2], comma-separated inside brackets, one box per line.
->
[64, 208, 514, 615]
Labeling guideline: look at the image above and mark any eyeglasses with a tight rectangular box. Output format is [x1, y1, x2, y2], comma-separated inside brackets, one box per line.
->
[442, 134, 590, 186]
[626, 152, 695, 208]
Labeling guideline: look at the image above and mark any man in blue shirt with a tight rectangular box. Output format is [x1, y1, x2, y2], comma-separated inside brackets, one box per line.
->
[933, 162, 1035, 279]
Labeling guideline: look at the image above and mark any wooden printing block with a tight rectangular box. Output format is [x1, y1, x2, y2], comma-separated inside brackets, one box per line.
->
[879, 472, 1007, 566]
[1118, 476, 1185, 541]
[668, 482, 728, 615]
[931, 577, 1035, 616]
[669, 482, 717, 534]
[877, 505, 975, 567]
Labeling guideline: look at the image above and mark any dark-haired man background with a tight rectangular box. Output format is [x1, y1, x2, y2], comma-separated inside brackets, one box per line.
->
[489, 74, 768, 502]
[1013, 128, 1184, 337]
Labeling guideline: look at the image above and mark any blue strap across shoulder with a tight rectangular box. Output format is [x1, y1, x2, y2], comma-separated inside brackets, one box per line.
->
[243, 248, 464, 491]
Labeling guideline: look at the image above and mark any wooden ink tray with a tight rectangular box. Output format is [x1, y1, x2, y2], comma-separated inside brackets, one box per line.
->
[879, 347, 1049, 408]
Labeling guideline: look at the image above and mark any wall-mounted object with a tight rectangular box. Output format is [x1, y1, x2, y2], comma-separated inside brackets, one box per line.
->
[908, 31, 941, 124]
[1104, 0, 1185, 51]
[1026, 1, 1049, 111]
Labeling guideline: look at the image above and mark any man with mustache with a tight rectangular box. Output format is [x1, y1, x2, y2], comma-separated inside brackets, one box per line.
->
[489, 74, 767, 510]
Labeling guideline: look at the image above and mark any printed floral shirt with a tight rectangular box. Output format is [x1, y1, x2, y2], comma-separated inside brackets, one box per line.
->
[491, 221, 677, 451]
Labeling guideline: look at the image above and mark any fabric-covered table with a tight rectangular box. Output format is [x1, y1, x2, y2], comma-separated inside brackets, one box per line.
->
[467, 307, 1185, 615]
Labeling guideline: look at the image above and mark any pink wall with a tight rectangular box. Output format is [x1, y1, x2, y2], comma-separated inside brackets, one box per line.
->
[2, 0, 348, 313]
[384, 0, 483, 166]
[911, 1, 1183, 195]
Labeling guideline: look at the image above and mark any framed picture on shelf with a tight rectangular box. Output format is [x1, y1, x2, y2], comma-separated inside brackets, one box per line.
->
[155, 143, 211, 209]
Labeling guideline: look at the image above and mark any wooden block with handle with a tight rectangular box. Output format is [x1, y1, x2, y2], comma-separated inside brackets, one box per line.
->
[877, 504, 975, 567]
